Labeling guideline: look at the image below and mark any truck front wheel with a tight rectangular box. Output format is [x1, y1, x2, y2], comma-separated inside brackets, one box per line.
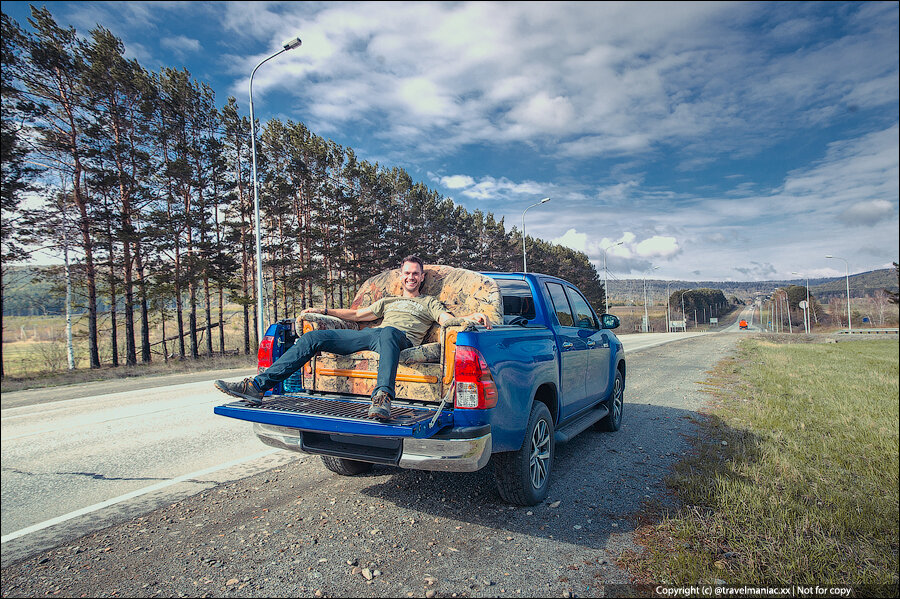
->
[493, 402, 555, 505]
[595, 369, 624, 432]
[320, 455, 374, 476]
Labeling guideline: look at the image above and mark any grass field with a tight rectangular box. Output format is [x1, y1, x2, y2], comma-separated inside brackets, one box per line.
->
[622, 338, 899, 590]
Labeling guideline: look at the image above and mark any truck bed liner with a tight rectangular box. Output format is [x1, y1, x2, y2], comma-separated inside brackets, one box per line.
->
[213, 393, 452, 438]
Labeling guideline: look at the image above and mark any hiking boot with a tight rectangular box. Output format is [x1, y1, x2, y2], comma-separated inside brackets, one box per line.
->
[214, 378, 265, 405]
[368, 391, 392, 420]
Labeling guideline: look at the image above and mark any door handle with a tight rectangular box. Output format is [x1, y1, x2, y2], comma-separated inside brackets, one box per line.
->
[562, 342, 573, 349]
[587, 340, 596, 348]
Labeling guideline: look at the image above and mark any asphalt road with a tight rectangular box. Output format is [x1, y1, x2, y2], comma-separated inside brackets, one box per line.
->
[1, 368, 296, 562]
[724, 305, 762, 333]
[1, 331, 741, 596]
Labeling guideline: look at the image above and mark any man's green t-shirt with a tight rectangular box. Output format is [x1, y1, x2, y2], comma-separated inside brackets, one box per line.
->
[368, 295, 447, 346]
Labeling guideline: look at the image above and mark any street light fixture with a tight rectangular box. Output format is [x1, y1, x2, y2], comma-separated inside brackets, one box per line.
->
[521, 197, 550, 273]
[250, 36, 302, 342]
[600, 241, 623, 314]
[825, 255, 851, 333]
[642, 265, 660, 332]
[791, 272, 811, 334]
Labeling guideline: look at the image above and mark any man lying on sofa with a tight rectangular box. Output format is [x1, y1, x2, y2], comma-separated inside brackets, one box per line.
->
[214, 255, 493, 420]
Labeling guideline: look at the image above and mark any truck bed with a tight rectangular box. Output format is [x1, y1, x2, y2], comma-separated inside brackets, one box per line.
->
[214, 392, 454, 439]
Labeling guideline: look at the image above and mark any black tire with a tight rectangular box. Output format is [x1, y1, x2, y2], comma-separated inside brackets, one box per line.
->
[595, 369, 624, 432]
[493, 402, 555, 506]
[320, 455, 374, 476]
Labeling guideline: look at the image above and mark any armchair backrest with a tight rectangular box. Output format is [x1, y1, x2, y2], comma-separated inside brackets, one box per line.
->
[350, 265, 503, 344]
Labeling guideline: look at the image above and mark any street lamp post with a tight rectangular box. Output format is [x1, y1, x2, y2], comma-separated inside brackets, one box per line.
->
[642, 266, 660, 332]
[826, 255, 851, 333]
[521, 197, 550, 273]
[681, 290, 690, 330]
[665, 281, 670, 333]
[600, 241, 623, 314]
[250, 36, 303, 343]
[791, 272, 811, 334]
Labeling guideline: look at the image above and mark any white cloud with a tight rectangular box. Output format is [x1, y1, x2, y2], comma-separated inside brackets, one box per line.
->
[506, 93, 576, 136]
[160, 35, 201, 56]
[635, 236, 680, 258]
[436, 175, 546, 203]
[840, 200, 896, 227]
[396, 77, 454, 119]
[440, 175, 476, 189]
[553, 229, 587, 252]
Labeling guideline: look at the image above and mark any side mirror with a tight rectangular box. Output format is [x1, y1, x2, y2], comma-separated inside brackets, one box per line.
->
[601, 314, 620, 330]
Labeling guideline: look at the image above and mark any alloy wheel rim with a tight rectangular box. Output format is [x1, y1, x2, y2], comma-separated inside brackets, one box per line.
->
[529, 419, 551, 489]
[613, 376, 623, 424]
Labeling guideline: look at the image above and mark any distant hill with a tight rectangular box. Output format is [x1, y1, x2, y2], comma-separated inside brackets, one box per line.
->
[808, 269, 898, 301]
[607, 268, 897, 303]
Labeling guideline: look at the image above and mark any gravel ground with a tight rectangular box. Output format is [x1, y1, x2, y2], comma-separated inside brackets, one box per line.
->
[1, 333, 740, 598]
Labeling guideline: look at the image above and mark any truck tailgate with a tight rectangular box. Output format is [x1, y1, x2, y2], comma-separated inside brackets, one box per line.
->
[214, 393, 453, 439]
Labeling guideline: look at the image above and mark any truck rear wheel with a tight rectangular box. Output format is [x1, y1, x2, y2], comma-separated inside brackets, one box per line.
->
[493, 402, 554, 506]
[320, 455, 374, 476]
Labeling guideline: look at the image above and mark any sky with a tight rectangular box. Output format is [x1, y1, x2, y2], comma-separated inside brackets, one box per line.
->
[4, 1, 898, 282]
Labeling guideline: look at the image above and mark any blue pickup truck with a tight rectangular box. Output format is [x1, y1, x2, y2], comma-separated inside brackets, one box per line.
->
[215, 268, 625, 506]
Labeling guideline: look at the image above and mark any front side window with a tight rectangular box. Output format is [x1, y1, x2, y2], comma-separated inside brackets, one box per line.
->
[565, 287, 598, 329]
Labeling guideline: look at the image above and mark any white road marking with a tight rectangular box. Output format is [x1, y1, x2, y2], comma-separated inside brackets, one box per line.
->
[1, 448, 280, 544]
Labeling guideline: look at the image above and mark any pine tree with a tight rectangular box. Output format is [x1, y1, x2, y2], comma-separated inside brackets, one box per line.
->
[22, 7, 101, 368]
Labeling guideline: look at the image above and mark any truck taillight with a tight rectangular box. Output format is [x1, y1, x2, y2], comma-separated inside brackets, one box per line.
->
[257, 336, 274, 372]
[454, 345, 498, 409]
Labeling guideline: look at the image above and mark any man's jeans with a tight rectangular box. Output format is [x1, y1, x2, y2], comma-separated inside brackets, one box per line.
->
[254, 326, 413, 399]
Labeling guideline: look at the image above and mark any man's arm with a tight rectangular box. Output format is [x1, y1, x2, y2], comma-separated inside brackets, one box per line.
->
[301, 306, 379, 322]
[438, 311, 493, 329]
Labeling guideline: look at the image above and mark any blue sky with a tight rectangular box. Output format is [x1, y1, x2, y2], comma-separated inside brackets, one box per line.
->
[5, 1, 898, 282]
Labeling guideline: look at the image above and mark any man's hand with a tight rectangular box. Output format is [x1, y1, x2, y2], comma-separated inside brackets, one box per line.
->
[301, 307, 327, 316]
[467, 312, 493, 329]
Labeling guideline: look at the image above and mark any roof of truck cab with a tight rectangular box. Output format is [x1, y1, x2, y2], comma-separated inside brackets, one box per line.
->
[481, 271, 573, 286]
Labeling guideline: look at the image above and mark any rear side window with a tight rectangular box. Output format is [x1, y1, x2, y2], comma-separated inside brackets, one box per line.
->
[564, 286, 598, 329]
[546, 282, 575, 327]
[496, 279, 536, 322]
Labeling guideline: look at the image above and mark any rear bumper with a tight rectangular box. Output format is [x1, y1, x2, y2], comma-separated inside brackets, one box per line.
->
[253, 422, 492, 472]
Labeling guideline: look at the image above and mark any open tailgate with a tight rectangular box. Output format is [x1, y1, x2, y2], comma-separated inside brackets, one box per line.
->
[214, 393, 453, 439]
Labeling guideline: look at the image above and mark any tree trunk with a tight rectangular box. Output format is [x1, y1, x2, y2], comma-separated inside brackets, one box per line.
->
[135, 238, 151, 363]
[107, 220, 119, 367]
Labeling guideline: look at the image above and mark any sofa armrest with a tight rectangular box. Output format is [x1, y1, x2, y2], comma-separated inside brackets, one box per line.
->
[299, 313, 359, 331]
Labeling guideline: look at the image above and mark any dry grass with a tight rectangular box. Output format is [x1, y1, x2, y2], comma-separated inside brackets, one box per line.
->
[1, 310, 258, 391]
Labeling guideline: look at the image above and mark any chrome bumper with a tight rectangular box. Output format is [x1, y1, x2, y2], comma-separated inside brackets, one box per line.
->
[252, 423, 491, 472]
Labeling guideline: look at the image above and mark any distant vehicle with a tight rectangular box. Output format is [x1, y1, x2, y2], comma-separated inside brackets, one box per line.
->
[739, 320, 749, 330]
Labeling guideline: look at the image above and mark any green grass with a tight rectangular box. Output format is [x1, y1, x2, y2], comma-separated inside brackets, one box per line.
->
[623, 338, 899, 590]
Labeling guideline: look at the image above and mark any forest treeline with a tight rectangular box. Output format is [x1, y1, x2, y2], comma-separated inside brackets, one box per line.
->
[1, 8, 604, 377]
